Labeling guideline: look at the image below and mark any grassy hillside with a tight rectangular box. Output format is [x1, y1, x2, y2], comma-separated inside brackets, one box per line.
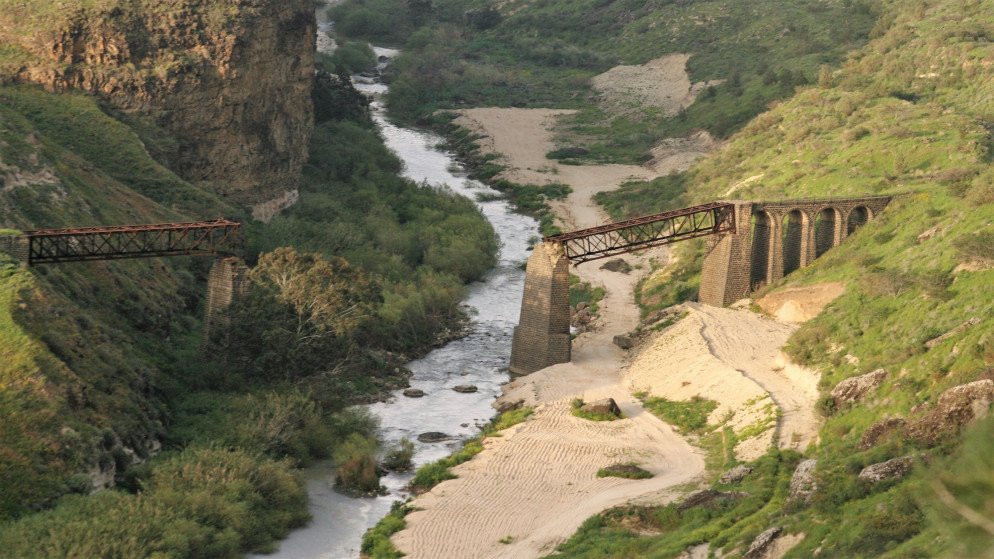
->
[562, 0, 994, 556]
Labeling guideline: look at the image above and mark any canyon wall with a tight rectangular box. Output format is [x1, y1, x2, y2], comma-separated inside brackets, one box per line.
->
[0, 0, 315, 220]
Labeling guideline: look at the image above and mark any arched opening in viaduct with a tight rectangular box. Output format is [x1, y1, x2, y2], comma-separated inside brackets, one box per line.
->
[815, 207, 840, 258]
[750, 211, 773, 289]
[782, 209, 804, 276]
[847, 206, 870, 235]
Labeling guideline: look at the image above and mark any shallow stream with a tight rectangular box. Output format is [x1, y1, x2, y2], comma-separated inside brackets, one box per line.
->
[256, 21, 539, 558]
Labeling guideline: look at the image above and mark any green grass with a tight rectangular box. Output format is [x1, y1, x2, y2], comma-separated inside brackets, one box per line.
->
[569, 274, 606, 312]
[361, 500, 411, 558]
[597, 464, 653, 480]
[639, 395, 718, 435]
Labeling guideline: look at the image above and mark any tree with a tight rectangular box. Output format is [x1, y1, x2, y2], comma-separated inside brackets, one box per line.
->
[225, 248, 381, 382]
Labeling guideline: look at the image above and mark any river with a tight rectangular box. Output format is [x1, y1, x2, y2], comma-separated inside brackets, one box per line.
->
[255, 19, 539, 559]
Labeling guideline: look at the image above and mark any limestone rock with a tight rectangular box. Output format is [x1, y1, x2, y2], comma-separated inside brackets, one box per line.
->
[831, 368, 888, 405]
[743, 526, 784, 559]
[856, 417, 906, 450]
[787, 459, 818, 505]
[720, 465, 755, 485]
[452, 385, 478, 393]
[3, 0, 317, 217]
[903, 379, 994, 446]
[579, 398, 622, 418]
[403, 388, 426, 398]
[858, 456, 914, 484]
[676, 489, 750, 512]
[417, 432, 450, 442]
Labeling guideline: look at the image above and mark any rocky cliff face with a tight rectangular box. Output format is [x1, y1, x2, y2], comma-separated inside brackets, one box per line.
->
[1, 0, 315, 220]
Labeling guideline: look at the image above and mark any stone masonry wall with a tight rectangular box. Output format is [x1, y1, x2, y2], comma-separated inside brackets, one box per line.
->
[201, 256, 249, 352]
[0, 236, 30, 264]
[510, 242, 571, 374]
[700, 201, 754, 307]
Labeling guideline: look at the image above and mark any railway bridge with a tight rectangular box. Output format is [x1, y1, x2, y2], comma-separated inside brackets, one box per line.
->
[0, 219, 244, 349]
[509, 195, 892, 375]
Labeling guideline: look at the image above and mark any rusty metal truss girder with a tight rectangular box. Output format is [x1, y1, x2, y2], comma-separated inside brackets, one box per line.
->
[23, 219, 240, 264]
[543, 202, 736, 264]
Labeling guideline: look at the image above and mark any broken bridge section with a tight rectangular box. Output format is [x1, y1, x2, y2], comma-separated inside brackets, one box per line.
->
[19, 219, 240, 264]
[510, 196, 892, 375]
[1, 219, 244, 354]
[543, 202, 737, 264]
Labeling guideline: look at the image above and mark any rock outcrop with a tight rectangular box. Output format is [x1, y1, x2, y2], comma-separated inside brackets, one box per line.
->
[720, 464, 755, 485]
[856, 417, 906, 450]
[0, 0, 315, 219]
[858, 456, 914, 484]
[676, 489, 750, 512]
[831, 368, 888, 406]
[902, 379, 994, 445]
[743, 526, 783, 559]
[787, 459, 818, 505]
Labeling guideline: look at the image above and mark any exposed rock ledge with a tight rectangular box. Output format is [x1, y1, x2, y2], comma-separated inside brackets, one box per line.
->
[1, 0, 316, 215]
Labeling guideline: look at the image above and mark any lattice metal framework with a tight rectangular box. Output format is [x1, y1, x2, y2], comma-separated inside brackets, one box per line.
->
[23, 219, 240, 264]
[544, 202, 735, 264]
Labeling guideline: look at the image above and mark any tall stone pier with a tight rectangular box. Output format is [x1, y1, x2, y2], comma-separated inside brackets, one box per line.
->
[510, 242, 571, 375]
[699, 201, 754, 307]
[201, 256, 249, 352]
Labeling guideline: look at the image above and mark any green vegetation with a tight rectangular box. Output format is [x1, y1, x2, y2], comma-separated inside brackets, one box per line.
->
[382, 438, 416, 471]
[360, 500, 412, 559]
[569, 274, 606, 312]
[334, 433, 385, 495]
[547, 450, 802, 558]
[0, 5, 499, 552]
[639, 394, 718, 435]
[0, 447, 309, 558]
[597, 464, 653, 480]
[408, 408, 532, 493]
[333, 0, 877, 164]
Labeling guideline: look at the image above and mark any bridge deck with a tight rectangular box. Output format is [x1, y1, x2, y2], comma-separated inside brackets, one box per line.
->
[544, 202, 735, 264]
[22, 219, 240, 264]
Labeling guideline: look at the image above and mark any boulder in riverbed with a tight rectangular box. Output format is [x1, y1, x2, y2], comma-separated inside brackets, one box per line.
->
[453, 385, 478, 393]
[403, 388, 426, 398]
[417, 432, 450, 443]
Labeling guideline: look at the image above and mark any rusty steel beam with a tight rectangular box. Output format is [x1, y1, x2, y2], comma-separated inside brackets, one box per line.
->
[23, 219, 240, 264]
[544, 202, 735, 264]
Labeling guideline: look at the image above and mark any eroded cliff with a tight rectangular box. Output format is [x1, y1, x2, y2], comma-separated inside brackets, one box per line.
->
[0, 0, 315, 220]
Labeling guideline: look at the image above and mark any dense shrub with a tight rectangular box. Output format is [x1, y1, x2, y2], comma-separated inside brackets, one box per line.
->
[0, 447, 308, 558]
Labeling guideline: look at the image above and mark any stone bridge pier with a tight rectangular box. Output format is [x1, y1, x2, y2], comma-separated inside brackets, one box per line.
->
[509, 242, 571, 375]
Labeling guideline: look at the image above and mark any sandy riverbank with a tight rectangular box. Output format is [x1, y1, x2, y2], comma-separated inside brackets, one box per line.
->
[391, 55, 821, 558]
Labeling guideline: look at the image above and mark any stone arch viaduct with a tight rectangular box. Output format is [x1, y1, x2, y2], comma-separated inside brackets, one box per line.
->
[509, 195, 892, 375]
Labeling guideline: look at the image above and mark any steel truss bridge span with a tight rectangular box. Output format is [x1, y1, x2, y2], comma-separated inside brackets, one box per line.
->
[543, 202, 736, 264]
[22, 219, 240, 265]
